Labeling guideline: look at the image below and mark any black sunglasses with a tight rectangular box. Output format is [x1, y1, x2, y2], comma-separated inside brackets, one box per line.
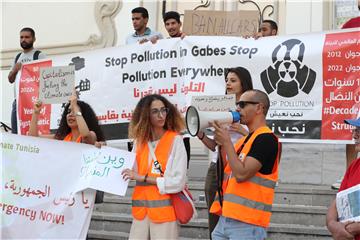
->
[236, 101, 260, 108]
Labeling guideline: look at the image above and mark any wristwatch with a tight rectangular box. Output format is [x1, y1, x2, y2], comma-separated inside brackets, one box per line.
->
[75, 111, 82, 117]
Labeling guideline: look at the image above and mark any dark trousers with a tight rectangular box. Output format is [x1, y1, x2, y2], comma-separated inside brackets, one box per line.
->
[183, 137, 191, 169]
[204, 162, 219, 239]
[11, 99, 18, 134]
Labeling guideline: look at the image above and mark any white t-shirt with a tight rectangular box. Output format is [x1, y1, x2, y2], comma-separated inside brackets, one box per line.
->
[132, 135, 188, 194]
[11, 49, 47, 98]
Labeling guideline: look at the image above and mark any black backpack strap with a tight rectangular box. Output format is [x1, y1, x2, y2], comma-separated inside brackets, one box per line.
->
[14, 52, 22, 63]
[33, 50, 41, 60]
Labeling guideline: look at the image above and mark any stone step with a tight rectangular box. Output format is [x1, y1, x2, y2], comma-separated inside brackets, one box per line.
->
[89, 212, 331, 239]
[121, 181, 336, 207]
[94, 197, 328, 227]
[87, 229, 198, 240]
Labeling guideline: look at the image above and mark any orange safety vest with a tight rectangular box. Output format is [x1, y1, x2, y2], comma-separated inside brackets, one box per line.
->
[63, 133, 82, 143]
[210, 126, 279, 228]
[131, 130, 177, 223]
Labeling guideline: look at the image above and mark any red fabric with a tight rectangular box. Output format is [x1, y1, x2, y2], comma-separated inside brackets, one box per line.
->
[339, 158, 360, 240]
[342, 16, 360, 29]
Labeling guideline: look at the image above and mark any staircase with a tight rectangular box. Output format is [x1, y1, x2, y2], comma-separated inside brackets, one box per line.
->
[87, 180, 335, 240]
[88, 141, 342, 239]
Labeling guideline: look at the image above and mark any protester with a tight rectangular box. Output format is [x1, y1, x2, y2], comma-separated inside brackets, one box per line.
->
[8, 27, 46, 134]
[259, 19, 278, 37]
[125, 7, 163, 151]
[209, 89, 280, 240]
[332, 2, 360, 190]
[341, 0, 360, 29]
[28, 91, 104, 144]
[122, 94, 187, 239]
[246, 19, 278, 39]
[196, 67, 253, 238]
[163, 11, 185, 39]
[326, 116, 360, 240]
[125, 7, 163, 44]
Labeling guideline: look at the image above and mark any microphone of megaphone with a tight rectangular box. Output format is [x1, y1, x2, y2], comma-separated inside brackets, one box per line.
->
[185, 106, 241, 137]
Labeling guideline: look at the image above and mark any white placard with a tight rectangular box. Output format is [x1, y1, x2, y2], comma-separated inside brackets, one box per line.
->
[74, 146, 135, 196]
[191, 94, 236, 111]
[39, 65, 75, 104]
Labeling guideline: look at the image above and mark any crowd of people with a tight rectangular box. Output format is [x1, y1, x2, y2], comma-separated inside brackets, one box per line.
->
[5, 5, 360, 240]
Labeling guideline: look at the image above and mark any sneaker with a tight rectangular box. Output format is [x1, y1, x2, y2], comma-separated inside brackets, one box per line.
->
[331, 177, 343, 190]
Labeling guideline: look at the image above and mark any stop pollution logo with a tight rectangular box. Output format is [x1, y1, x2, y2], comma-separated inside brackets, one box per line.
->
[261, 39, 316, 98]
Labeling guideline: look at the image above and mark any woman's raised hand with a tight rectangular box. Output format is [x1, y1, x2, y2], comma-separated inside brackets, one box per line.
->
[33, 99, 43, 114]
[69, 89, 80, 112]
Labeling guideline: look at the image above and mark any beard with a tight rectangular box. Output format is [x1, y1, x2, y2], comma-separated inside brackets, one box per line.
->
[21, 41, 33, 50]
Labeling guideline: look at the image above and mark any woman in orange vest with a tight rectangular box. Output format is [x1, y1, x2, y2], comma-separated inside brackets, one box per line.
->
[29, 91, 104, 144]
[122, 94, 187, 240]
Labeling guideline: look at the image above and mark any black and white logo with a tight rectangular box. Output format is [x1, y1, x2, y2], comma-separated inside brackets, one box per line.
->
[261, 39, 316, 98]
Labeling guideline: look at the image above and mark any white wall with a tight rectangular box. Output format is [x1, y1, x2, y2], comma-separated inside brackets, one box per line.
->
[282, 0, 325, 35]
[2, 2, 99, 49]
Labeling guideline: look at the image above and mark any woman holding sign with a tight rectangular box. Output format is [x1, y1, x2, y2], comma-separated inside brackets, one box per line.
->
[197, 67, 253, 238]
[122, 94, 187, 240]
[29, 91, 105, 144]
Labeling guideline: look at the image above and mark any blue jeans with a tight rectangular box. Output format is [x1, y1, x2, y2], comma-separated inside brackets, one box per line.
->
[212, 216, 267, 240]
[11, 99, 17, 134]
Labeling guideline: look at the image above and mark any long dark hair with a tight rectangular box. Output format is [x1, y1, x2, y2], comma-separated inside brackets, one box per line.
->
[225, 67, 253, 94]
[54, 100, 105, 141]
[129, 94, 185, 146]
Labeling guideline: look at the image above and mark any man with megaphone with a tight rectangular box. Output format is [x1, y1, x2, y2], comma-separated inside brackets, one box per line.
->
[209, 89, 280, 240]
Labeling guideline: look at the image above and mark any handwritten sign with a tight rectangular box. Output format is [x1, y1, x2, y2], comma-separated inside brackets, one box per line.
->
[74, 147, 135, 196]
[191, 94, 236, 111]
[183, 10, 259, 36]
[39, 65, 75, 104]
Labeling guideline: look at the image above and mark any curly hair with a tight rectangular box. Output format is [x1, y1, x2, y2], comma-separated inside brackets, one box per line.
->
[129, 94, 185, 145]
[54, 100, 105, 141]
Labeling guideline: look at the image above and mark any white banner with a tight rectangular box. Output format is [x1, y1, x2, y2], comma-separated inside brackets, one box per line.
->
[17, 29, 360, 143]
[0, 133, 135, 239]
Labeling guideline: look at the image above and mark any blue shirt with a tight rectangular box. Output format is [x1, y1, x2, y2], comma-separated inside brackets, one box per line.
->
[125, 27, 163, 45]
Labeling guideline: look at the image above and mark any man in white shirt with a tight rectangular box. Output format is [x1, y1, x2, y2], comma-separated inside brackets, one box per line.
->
[7, 27, 46, 133]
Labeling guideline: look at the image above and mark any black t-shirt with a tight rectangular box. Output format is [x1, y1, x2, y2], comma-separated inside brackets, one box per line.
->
[240, 132, 279, 175]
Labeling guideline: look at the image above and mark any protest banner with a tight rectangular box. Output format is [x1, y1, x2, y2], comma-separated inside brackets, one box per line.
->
[16, 29, 360, 143]
[0, 132, 135, 238]
[183, 10, 259, 36]
[39, 65, 75, 104]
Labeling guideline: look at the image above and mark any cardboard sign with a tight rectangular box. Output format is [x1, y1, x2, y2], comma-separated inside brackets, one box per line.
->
[183, 10, 259, 36]
[39, 65, 75, 104]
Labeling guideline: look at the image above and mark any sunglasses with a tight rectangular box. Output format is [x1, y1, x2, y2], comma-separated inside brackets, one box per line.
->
[236, 101, 260, 108]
